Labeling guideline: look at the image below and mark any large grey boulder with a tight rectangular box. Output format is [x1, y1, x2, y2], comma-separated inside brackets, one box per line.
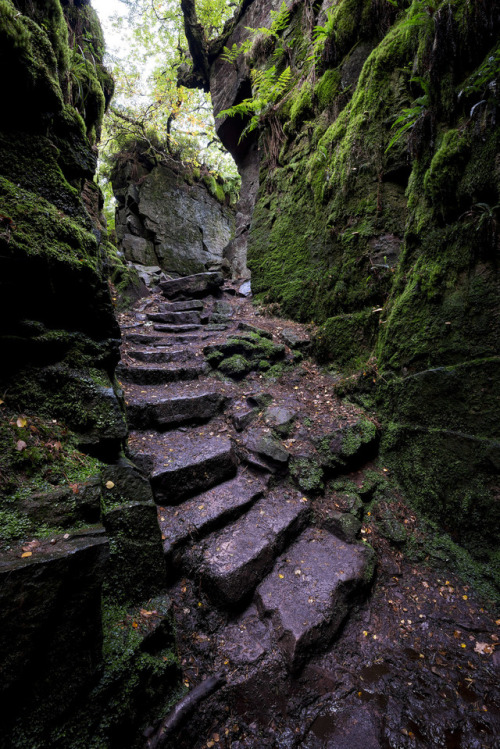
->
[113, 162, 235, 276]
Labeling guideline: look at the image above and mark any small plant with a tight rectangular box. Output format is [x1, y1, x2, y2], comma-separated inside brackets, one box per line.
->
[221, 1, 290, 65]
[385, 76, 430, 152]
[307, 7, 336, 68]
[217, 65, 292, 139]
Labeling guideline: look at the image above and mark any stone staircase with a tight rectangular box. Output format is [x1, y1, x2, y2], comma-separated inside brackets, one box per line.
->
[118, 272, 375, 681]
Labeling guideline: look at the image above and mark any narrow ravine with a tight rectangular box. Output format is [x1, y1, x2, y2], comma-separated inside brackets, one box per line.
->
[116, 272, 499, 749]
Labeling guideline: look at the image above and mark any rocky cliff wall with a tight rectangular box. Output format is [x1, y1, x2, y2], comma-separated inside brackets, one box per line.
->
[0, 3, 177, 745]
[205, 0, 500, 587]
[111, 149, 236, 277]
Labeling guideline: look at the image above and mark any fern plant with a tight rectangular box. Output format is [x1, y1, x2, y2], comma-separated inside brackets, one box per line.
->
[217, 65, 292, 140]
[385, 76, 430, 152]
[221, 1, 290, 65]
[307, 8, 335, 68]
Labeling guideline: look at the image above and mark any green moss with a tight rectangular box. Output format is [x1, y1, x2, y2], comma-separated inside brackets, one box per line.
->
[314, 69, 341, 110]
[289, 81, 313, 130]
[290, 456, 324, 493]
[423, 128, 470, 216]
[313, 309, 379, 369]
[202, 173, 226, 203]
[218, 354, 251, 378]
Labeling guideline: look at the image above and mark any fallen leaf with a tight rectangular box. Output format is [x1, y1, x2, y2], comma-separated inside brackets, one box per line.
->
[105, 480, 115, 489]
[69, 483, 79, 494]
[21, 551, 32, 558]
[474, 642, 494, 655]
[16, 416, 27, 428]
[16, 440, 27, 451]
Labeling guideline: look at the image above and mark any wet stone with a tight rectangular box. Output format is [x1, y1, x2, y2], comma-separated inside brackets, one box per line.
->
[243, 429, 290, 464]
[147, 310, 201, 325]
[237, 322, 272, 339]
[197, 488, 309, 607]
[160, 271, 224, 299]
[159, 473, 265, 558]
[144, 432, 237, 504]
[219, 604, 271, 666]
[116, 361, 207, 385]
[159, 299, 204, 312]
[124, 333, 172, 346]
[231, 401, 258, 432]
[127, 389, 226, 431]
[128, 348, 193, 364]
[280, 328, 311, 351]
[153, 323, 202, 333]
[255, 527, 374, 670]
[264, 406, 297, 437]
[322, 511, 362, 543]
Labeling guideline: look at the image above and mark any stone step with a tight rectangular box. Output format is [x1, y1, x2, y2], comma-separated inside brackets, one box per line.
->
[195, 488, 310, 607]
[255, 527, 374, 671]
[124, 333, 173, 346]
[160, 300, 204, 312]
[127, 388, 226, 430]
[128, 348, 194, 364]
[167, 332, 216, 343]
[116, 361, 207, 385]
[128, 429, 237, 505]
[147, 311, 201, 325]
[160, 271, 223, 299]
[159, 472, 265, 558]
[153, 323, 203, 333]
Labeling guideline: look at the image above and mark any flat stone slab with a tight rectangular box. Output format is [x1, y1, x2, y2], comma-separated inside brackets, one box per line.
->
[197, 488, 310, 607]
[128, 348, 194, 364]
[116, 361, 207, 385]
[160, 300, 204, 312]
[127, 389, 226, 430]
[159, 473, 265, 557]
[147, 311, 201, 325]
[160, 272, 224, 299]
[153, 323, 202, 333]
[134, 430, 237, 504]
[124, 333, 173, 346]
[255, 527, 374, 670]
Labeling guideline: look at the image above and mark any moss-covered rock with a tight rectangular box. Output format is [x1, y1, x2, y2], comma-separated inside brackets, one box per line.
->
[209, 0, 499, 589]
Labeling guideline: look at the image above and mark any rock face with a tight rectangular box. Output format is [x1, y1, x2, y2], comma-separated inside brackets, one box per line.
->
[0, 3, 177, 746]
[200, 0, 500, 573]
[112, 155, 235, 276]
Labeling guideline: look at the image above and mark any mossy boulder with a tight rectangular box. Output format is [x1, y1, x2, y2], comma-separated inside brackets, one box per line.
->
[204, 332, 286, 379]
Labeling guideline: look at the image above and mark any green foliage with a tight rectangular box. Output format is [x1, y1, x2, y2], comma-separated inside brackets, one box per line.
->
[385, 75, 430, 153]
[98, 0, 238, 193]
[218, 2, 293, 137]
[458, 43, 500, 101]
[307, 7, 335, 68]
[218, 66, 292, 139]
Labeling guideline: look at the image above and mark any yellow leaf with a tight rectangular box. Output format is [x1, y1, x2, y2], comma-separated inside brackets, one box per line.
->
[132, 621, 138, 628]
[16, 416, 27, 428]
[278, 573, 284, 579]
[21, 551, 32, 558]
[105, 481, 115, 489]
[0, 399, 4, 405]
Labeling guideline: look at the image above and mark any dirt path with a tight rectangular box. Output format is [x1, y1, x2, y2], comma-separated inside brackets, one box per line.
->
[117, 274, 499, 749]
